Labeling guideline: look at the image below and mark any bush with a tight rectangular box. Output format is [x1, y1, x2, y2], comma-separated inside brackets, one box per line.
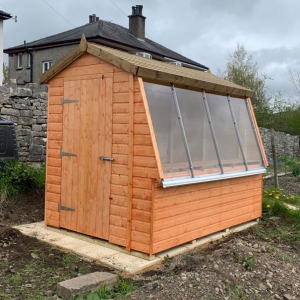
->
[279, 155, 300, 176]
[0, 160, 45, 204]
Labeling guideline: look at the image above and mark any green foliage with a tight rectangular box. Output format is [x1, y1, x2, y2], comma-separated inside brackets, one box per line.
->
[279, 155, 300, 176]
[234, 254, 255, 271]
[223, 43, 270, 126]
[74, 279, 136, 299]
[0, 160, 45, 203]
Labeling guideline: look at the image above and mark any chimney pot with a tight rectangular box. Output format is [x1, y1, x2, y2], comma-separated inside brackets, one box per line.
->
[128, 5, 146, 39]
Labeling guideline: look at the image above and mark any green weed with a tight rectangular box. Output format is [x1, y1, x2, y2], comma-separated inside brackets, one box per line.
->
[234, 254, 255, 271]
[74, 279, 136, 299]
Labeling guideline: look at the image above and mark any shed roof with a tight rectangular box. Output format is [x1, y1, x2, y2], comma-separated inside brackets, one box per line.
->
[4, 18, 207, 70]
[40, 36, 253, 98]
[0, 10, 11, 20]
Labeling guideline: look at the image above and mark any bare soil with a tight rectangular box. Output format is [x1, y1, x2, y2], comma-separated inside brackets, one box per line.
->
[0, 176, 300, 299]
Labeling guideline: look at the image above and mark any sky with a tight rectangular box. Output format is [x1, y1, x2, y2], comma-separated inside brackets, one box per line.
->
[1, 0, 300, 100]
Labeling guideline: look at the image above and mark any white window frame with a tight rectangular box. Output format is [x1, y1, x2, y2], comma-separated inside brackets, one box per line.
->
[42, 61, 53, 73]
[17, 53, 23, 68]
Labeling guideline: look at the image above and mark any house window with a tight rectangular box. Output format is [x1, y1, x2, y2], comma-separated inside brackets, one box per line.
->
[17, 53, 23, 68]
[27, 53, 31, 68]
[143, 82, 265, 187]
[42, 61, 53, 73]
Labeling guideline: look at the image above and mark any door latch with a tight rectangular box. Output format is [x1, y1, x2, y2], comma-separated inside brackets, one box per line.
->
[99, 156, 114, 162]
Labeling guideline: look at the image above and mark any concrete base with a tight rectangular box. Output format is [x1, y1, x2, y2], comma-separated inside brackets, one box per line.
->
[14, 220, 258, 274]
[57, 272, 118, 299]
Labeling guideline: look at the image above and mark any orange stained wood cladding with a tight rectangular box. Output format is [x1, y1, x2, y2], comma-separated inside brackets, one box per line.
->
[59, 76, 112, 240]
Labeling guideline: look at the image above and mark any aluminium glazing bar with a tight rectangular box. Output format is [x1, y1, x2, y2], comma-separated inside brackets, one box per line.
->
[244, 98, 266, 168]
[170, 84, 195, 177]
[202, 91, 224, 174]
[227, 95, 248, 171]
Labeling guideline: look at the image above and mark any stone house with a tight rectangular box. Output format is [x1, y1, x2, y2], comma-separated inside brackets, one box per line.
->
[4, 5, 208, 91]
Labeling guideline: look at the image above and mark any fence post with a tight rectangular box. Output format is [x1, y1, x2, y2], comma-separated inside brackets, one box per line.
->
[271, 129, 279, 189]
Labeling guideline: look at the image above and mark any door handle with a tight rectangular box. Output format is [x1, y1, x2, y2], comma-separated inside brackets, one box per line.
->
[99, 156, 114, 162]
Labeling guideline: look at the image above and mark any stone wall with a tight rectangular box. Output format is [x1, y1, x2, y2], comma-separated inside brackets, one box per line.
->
[259, 128, 300, 163]
[0, 85, 299, 164]
[0, 84, 47, 162]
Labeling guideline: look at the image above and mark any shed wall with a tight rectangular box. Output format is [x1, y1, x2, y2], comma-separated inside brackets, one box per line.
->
[152, 174, 263, 254]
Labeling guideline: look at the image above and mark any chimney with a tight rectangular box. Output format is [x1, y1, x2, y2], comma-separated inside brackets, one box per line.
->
[89, 14, 97, 23]
[128, 5, 146, 40]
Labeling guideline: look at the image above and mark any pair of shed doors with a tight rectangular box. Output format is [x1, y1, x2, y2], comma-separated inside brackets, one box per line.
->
[60, 78, 112, 240]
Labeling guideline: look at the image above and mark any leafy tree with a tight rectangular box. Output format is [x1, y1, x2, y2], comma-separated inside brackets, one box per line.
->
[223, 43, 270, 125]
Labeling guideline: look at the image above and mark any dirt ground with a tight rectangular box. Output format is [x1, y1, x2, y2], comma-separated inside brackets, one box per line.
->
[0, 177, 300, 299]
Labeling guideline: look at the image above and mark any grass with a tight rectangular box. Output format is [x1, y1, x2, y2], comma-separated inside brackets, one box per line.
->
[74, 279, 136, 300]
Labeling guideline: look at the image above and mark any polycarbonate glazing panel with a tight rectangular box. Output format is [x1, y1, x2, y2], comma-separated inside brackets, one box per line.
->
[176, 88, 221, 175]
[230, 97, 263, 169]
[206, 94, 245, 172]
[144, 82, 190, 176]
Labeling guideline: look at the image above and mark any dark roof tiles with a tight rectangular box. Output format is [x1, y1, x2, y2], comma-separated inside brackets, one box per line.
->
[5, 19, 208, 69]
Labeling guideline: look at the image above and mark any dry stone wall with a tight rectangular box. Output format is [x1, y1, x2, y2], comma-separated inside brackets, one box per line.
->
[0, 84, 47, 162]
[0, 85, 299, 164]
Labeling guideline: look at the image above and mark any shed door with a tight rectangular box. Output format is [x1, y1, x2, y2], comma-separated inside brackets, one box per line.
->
[60, 77, 113, 240]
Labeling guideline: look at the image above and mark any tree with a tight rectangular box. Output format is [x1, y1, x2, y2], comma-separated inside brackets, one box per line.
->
[223, 43, 270, 125]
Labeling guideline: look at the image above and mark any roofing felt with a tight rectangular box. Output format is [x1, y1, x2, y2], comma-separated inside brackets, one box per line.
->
[40, 37, 253, 98]
[4, 19, 208, 70]
[0, 10, 12, 20]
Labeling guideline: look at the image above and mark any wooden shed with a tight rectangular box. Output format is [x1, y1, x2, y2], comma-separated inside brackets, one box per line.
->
[41, 36, 267, 256]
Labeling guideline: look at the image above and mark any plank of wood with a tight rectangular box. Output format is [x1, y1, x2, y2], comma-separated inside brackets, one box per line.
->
[154, 185, 262, 221]
[131, 220, 151, 234]
[46, 192, 60, 203]
[247, 98, 268, 166]
[132, 187, 152, 201]
[133, 166, 159, 179]
[110, 184, 128, 196]
[113, 114, 129, 124]
[47, 123, 63, 132]
[132, 198, 151, 211]
[48, 87, 64, 96]
[113, 93, 130, 103]
[154, 191, 262, 232]
[48, 96, 63, 106]
[133, 135, 152, 146]
[112, 134, 129, 145]
[49, 78, 64, 87]
[112, 144, 129, 154]
[48, 114, 63, 123]
[149, 179, 155, 256]
[45, 201, 59, 212]
[47, 158, 61, 167]
[48, 132, 63, 141]
[131, 230, 150, 244]
[133, 124, 151, 135]
[114, 72, 130, 83]
[48, 105, 63, 115]
[110, 225, 127, 238]
[152, 211, 260, 254]
[110, 215, 127, 228]
[47, 175, 61, 185]
[113, 124, 129, 134]
[47, 141, 62, 150]
[133, 113, 147, 124]
[133, 145, 155, 157]
[47, 149, 61, 158]
[137, 78, 164, 179]
[132, 209, 151, 222]
[110, 205, 127, 218]
[130, 241, 149, 254]
[111, 174, 128, 186]
[46, 184, 61, 194]
[133, 103, 145, 113]
[112, 154, 129, 165]
[126, 74, 134, 251]
[132, 177, 152, 190]
[133, 156, 157, 168]
[109, 235, 126, 247]
[113, 103, 130, 114]
[109, 195, 127, 207]
[111, 164, 128, 175]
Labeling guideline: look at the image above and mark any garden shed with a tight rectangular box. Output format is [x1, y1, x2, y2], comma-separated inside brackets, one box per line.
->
[41, 36, 267, 256]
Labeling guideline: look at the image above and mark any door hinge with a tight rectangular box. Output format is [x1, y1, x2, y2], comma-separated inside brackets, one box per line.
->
[60, 151, 77, 157]
[58, 204, 75, 211]
[61, 97, 79, 105]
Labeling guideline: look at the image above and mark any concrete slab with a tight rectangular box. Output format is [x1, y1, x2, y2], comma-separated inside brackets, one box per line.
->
[57, 271, 118, 299]
[14, 220, 259, 274]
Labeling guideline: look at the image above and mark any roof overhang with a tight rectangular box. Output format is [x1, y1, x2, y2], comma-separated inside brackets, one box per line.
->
[40, 35, 253, 98]
[0, 10, 12, 21]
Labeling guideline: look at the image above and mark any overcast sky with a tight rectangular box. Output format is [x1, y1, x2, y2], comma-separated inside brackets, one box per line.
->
[2, 0, 300, 99]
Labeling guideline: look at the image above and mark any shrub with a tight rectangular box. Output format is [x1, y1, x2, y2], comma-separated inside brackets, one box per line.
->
[0, 160, 45, 204]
